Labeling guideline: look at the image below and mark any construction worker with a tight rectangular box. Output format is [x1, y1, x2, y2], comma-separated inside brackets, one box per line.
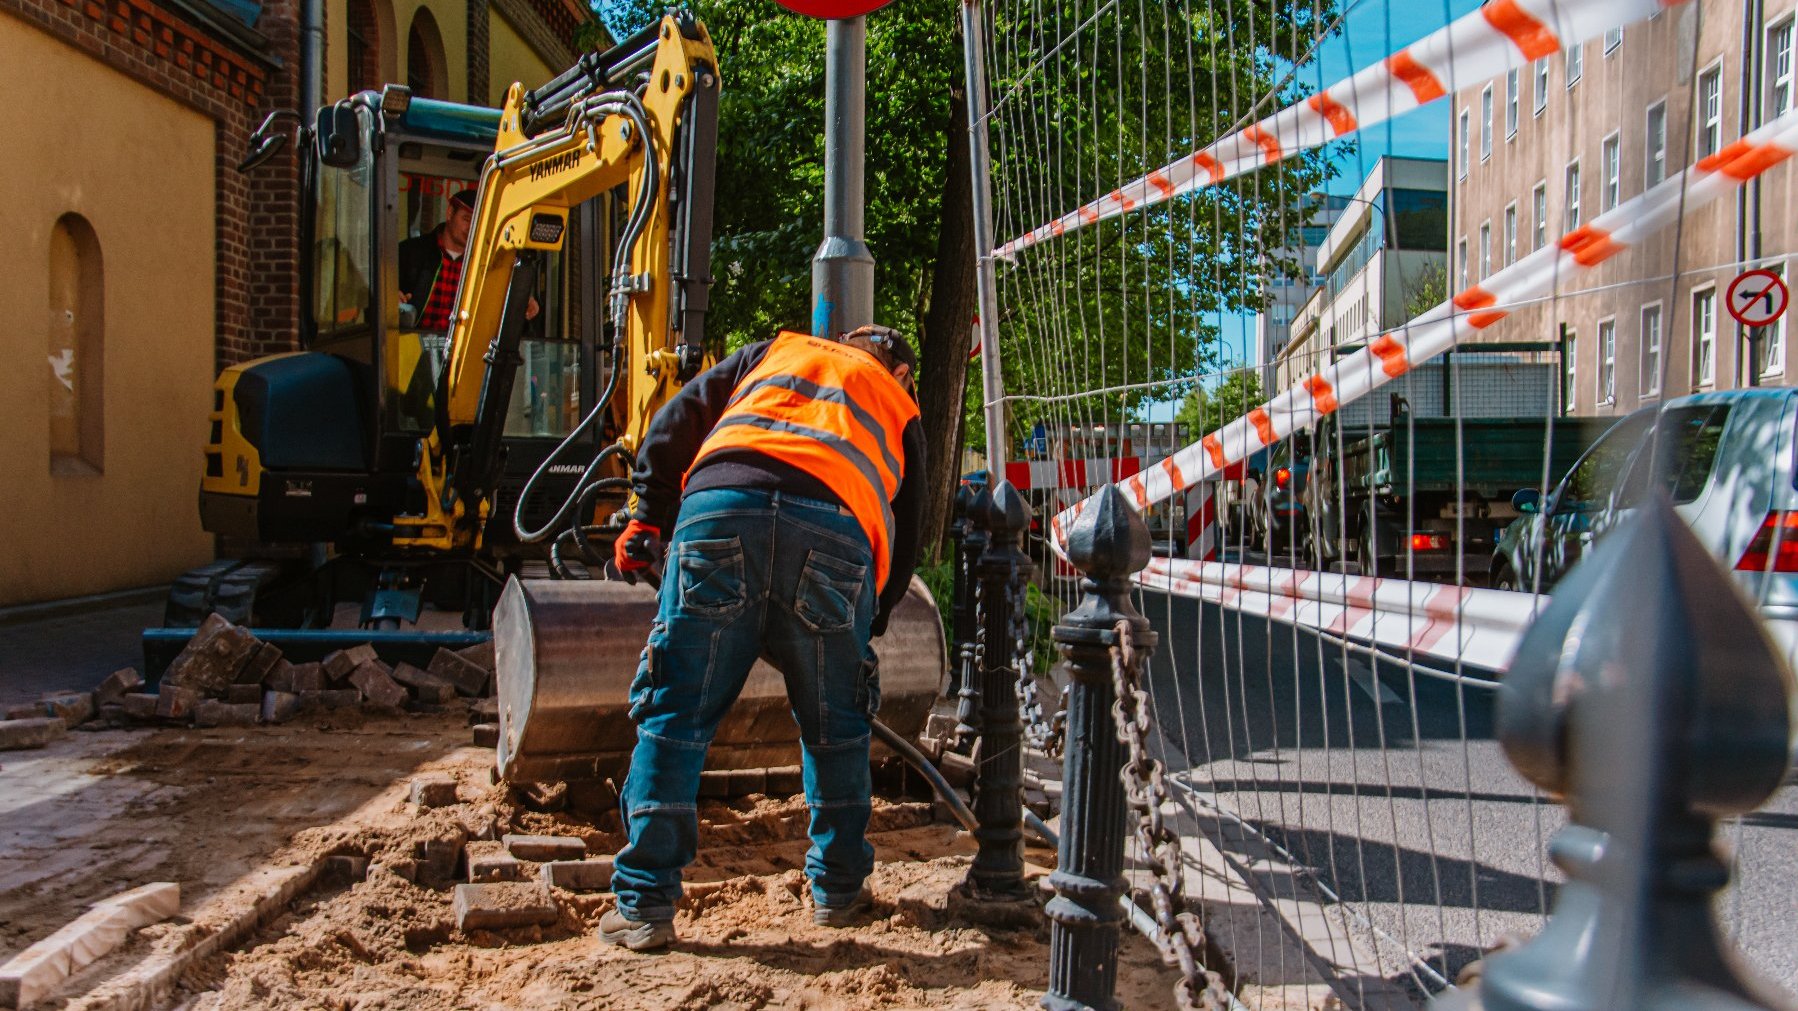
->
[600, 324, 926, 950]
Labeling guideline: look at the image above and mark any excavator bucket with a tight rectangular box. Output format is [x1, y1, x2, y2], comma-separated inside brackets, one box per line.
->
[491, 576, 947, 783]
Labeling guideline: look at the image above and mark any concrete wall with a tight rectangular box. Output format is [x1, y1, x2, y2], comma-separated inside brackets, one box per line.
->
[487, 6, 555, 106]
[0, 14, 216, 604]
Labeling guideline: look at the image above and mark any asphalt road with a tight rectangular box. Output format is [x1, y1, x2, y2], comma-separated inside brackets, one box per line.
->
[1133, 588, 1798, 1003]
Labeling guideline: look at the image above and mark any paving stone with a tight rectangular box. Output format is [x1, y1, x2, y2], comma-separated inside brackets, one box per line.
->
[120, 693, 159, 721]
[40, 692, 95, 728]
[464, 841, 524, 883]
[289, 662, 325, 693]
[451, 882, 558, 932]
[96, 703, 129, 726]
[1, 704, 38, 721]
[323, 855, 369, 883]
[699, 768, 765, 798]
[0, 882, 178, 1008]
[0, 717, 66, 751]
[349, 661, 407, 711]
[317, 688, 362, 709]
[262, 658, 295, 693]
[195, 700, 261, 727]
[225, 684, 263, 705]
[163, 613, 259, 697]
[456, 639, 495, 673]
[467, 697, 499, 725]
[410, 776, 460, 808]
[93, 667, 144, 707]
[765, 766, 805, 795]
[502, 834, 586, 862]
[538, 858, 613, 892]
[261, 691, 302, 724]
[429, 648, 492, 698]
[154, 686, 203, 722]
[393, 662, 458, 704]
[415, 831, 467, 883]
[471, 722, 500, 748]
[322, 644, 378, 684]
[237, 642, 284, 686]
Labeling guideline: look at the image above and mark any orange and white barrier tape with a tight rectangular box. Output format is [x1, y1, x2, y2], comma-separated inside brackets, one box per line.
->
[995, 0, 1689, 259]
[1139, 557, 1543, 673]
[1049, 108, 1798, 546]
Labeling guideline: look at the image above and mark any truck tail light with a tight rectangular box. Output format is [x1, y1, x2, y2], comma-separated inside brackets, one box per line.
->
[1410, 533, 1448, 551]
[1274, 467, 1291, 489]
[1735, 511, 1798, 572]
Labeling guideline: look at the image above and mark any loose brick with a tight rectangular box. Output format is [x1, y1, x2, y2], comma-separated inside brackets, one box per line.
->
[2, 704, 38, 721]
[93, 667, 143, 706]
[502, 834, 586, 862]
[120, 693, 159, 721]
[322, 644, 378, 683]
[323, 855, 369, 883]
[766, 766, 805, 796]
[0, 882, 177, 1007]
[415, 830, 467, 883]
[97, 703, 128, 726]
[538, 858, 613, 892]
[456, 639, 495, 673]
[350, 661, 407, 711]
[289, 662, 325, 693]
[428, 648, 491, 698]
[237, 641, 284, 685]
[316, 689, 362, 709]
[155, 686, 203, 721]
[40, 692, 95, 728]
[226, 684, 262, 704]
[464, 841, 523, 883]
[163, 613, 259, 696]
[0, 718, 67, 751]
[467, 697, 499, 725]
[451, 882, 558, 931]
[471, 722, 500, 748]
[392, 663, 457, 704]
[410, 776, 459, 808]
[262, 658, 295, 693]
[195, 700, 261, 727]
[261, 691, 302, 724]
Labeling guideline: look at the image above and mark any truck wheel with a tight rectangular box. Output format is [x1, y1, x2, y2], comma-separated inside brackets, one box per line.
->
[1355, 535, 1385, 578]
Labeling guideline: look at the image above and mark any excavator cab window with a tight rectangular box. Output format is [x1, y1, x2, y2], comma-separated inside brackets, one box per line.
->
[311, 105, 377, 344]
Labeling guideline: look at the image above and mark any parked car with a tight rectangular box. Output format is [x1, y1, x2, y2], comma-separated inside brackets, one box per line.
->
[1492, 390, 1798, 631]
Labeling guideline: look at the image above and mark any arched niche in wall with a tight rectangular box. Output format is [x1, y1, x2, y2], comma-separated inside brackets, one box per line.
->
[406, 7, 448, 100]
[48, 212, 104, 476]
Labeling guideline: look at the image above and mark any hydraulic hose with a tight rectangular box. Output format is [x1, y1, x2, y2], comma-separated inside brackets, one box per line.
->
[869, 718, 1058, 849]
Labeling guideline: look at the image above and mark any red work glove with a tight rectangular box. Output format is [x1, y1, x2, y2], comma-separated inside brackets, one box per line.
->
[614, 520, 663, 574]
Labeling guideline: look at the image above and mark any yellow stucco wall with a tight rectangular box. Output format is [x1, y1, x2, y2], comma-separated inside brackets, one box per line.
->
[488, 8, 557, 107]
[0, 13, 216, 604]
[324, 0, 468, 103]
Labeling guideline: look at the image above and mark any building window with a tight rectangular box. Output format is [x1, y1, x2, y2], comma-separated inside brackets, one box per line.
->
[1479, 221, 1491, 279]
[1480, 86, 1494, 161]
[1601, 133, 1621, 211]
[406, 8, 447, 99]
[1646, 100, 1668, 187]
[1698, 65, 1723, 158]
[1642, 303, 1663, 396]
[1457, 237, 1468, 288]
[1565, 329, 1578, 410]
[1534, 57, 1550, 114]
[1564, 160, 1581, 231]
[1504, 203, 1518, 266]
[1693, 287, 1716, 387]
[1754, 266, 1787, 377]
[48, 213, 104, 475]
[1770, 17, 1794, 118]
[1598, 317, 1616, 403]
[1532, 183, 1548, 249]
[1458, 109, 1470, 179]
[345, 0, 380, 94]
[1506, 69, 1520, 138]
[1566, 44, 1583, 87]
[1604, 26, 1623, 54]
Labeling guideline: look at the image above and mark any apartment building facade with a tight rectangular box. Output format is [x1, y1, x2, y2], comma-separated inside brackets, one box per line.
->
[1253, 193, 1350, 390]
[1449, 0, 1796, 419]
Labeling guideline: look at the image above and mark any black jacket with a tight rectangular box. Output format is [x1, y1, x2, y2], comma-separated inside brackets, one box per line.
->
[631, 338, 927, 634]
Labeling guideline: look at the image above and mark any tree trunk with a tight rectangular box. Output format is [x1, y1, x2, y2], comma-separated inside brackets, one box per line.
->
[916, 82, 978, 561]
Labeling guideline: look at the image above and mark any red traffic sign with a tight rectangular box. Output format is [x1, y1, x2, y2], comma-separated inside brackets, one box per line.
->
[771, 0, 894, 15]
[1726, 268, 1789, 328]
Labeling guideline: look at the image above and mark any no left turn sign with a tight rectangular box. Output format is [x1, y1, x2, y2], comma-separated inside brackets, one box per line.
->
[1726, 268, 1790, 328]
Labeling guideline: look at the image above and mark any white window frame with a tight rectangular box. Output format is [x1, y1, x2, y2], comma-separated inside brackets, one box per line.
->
[1693, 285, 1717, 388]
[1534, 57, 1550, 115]
[1604, 26, 1623, 54]
[1480, 86, 1494, 161]
[1532, 182, 1548, 249]
[1598, 316, 1616, 404]
[1601, 133, 1621, 211]
[1641, 301, 1663, 397]
[1503, 202, 1518, 266]
[1506, 68, 1520, 138]
[1645, 99, 1668, 187]
[1479, 221, 1491, 280]
[1771, 16, 1795, 119]
[1756, 266, 1787, 377]
[1458, 109, 1470, 179]
[1698, 63, 1724, 159]
[1566, 43, 1583, 87]
[1564, 160, 1582, 231]
[1457, 237, 1468, 288]
[1565, 329, 1578, 410]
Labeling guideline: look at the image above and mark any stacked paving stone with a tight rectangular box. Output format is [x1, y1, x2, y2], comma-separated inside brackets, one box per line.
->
[0, 613, 499, 748]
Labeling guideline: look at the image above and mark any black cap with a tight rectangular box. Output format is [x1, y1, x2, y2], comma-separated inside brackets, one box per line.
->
[449, 188, 477, 211]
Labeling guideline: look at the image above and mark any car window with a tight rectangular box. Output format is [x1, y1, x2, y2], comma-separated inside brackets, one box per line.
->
[1554, 410, 1654, 514]
[1615, 404, 1733, 507]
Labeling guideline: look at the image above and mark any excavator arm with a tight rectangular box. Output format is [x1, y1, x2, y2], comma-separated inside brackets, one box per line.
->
[393, 13, 719, 552]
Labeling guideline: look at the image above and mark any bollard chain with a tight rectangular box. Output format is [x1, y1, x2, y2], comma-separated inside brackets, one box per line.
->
[1109, 619, 1232, 1011]
[1009, 572, 1066, 759]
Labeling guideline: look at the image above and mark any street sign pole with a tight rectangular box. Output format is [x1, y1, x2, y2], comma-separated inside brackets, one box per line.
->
[812, 16, 875, 338]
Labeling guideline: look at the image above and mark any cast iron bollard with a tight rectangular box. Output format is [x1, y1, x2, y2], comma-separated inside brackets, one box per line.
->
[1045, 485, 1153, 1011]
[949, 483, 982, 732]
[1435, 497, 1795, 1011]
[963, 479, 1036, 901]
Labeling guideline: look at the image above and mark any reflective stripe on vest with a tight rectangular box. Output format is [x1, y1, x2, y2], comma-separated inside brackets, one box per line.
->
[691, 331, 918, 591]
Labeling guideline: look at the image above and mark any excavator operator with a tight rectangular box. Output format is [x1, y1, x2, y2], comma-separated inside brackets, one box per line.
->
[601, 324, 927, 950]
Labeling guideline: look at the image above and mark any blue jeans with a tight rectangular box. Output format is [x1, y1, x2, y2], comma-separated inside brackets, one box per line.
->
[611, 487, 881, 920]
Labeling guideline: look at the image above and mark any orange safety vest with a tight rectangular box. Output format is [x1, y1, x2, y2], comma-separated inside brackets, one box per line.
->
[690, 331, 919, 591]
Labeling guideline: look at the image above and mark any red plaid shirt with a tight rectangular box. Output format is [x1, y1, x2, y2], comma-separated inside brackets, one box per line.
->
[418, 250, 464, 332]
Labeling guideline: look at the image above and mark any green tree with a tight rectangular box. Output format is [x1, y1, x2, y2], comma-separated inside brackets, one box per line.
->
[1174, 369, 1265, 436]
[1403, 259, 1449, 323]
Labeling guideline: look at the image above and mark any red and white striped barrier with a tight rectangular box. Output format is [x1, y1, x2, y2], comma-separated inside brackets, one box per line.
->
[1050, 107, 1798, 546]
[1138, 558, 1543, 673]
[1005, 456, 1145, 492]
[995, 0, 1689, 259]
[1184, 483, 1217, 561]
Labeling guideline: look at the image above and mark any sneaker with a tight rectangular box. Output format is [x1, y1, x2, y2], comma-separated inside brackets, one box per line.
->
[812, 889, 874, 927]
[598, 908, 675, 950]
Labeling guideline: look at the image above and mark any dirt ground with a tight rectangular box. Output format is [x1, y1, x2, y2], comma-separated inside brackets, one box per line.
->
[2, 713, 1180, 1009]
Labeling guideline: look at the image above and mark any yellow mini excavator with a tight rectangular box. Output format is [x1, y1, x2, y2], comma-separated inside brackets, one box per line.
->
[153, 11, 946, 783]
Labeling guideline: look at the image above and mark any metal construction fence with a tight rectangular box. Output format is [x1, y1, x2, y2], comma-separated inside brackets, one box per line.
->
[951, 0, 1798, 1007]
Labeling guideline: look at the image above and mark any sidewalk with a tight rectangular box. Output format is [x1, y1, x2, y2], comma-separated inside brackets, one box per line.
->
[0, 598, 164, 706]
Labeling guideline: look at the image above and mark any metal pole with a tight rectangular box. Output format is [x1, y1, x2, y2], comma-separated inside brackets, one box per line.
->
[960, 0, 1008, 473]
[299, 0, 323, 116]
[812, 16, 875, 338]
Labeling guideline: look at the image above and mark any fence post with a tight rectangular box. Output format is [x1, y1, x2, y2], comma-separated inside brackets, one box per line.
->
[962, 479, 1036, 902]
[1045, 485, 1153, 1011]
[1434, 497, 1794, 1011]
